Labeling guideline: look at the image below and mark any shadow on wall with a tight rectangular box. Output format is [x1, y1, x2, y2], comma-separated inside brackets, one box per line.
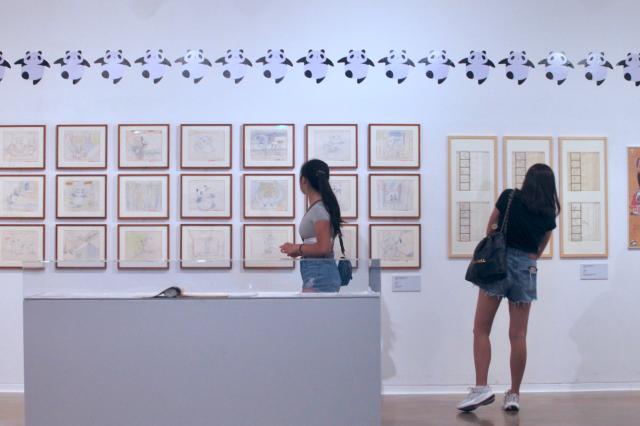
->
[381, 294, 397, 381]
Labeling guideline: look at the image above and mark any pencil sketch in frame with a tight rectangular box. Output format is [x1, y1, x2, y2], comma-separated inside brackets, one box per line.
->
[118, 124, 169, 169]
[117, 224, 169, 269]
[55, 224, 106, 269]
[180, 124, 232, 169]
[56, 124, 107, 169]
[369, 174, 420, 219]
[243, 224, 295, 269]
[368, 124, 420, 169]
[335, 223, 358, 268]
[243, 124, 294, 169]
[307, 174, 358, 218]
[56, 174, 107, 219]
[118, 174, 169, 219]
[0, 225, 45, 269]
[305, 124, 357, 169]
[180, 224, 232, 269]
[243, 174, 295, 219]
[0, 175, 46, 219]
[629, 147, 640, 249]
[369, 224, 421, 269]
[180, 174, 232, 219]
[0, 125, 46, 170]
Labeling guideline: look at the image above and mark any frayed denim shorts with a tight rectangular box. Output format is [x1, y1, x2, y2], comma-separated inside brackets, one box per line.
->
[474, 247, 538, 304]
[300, 258, 341, 293]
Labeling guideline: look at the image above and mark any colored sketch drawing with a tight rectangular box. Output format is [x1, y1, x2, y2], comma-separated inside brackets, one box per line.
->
[125, 181, 162, 213]
[312, 128, 352, 161]
[62, 130, 101, 163]
[370, 225, 421, 268]
[1, 180, 40, 215]
[188, 179, 226, 213]
[248, 128, 288, 162]
[124, 129, 164, 162]
[375, 129, 414, 162]
[63, 179, 100, 213]
[377, 179, 414, 212]
[0, 229, 39, 262]
[61, 229, 102, 261]
[629, 147, 640, 248]
[250, 180, 288, 212]
[244, 225, 294, 268]
[125, 230, 163, 261]
[1, 130, 39, 163]
[185, 128, 228, 165]
[569, 152, 600, 191]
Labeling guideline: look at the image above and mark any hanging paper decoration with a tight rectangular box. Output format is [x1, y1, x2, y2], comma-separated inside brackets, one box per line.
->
[135, 49, 172, 84]
[255, 49, 293, 84]
[539, 51, 573, 85]
[175, 49, 212, 84]
[418, 50, 455, 84]
[0, 51, 10, 82]
[616, 53, 640, 86]
[54, 50, 90, 84]
[498, 51, 535, 85]
[94, 50, 131, 84]
[215, 49, 252, 84]
[578, 52, 612, 86]
[297, 49, 333, 84]
[14, 51, 50, 85]
[337, 49, 374, 84]
[459, 50, 495, 85]
[378, 50, 415, 84]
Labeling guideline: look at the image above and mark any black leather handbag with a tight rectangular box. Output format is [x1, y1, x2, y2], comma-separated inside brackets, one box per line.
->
[337, 233, 353, 286]
[465, 190, 515, 285]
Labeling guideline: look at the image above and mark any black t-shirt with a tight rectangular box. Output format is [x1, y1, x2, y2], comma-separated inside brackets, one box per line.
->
[496, 189, 557, 254]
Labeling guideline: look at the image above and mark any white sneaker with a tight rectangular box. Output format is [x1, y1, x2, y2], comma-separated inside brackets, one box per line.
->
[503, 390, 520, 412]
[456, 386, 495, 412]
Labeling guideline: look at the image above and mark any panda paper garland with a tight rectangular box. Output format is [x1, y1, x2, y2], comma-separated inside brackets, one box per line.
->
[256, 49, 293, 84]
[14, 51, 50, 85]
[175, 49, 212, 84]
[578, 52, 612, 86]
[418, 50, 455, 84]
[135, 49, 172, 84]
[54, 50, 90, 84]
[0, 51, 11, 82]
[338, 49, 374, 84]
[459, 51, 495, 85]
[95, 50, 131, 84]
[379, 50, 415, 84]
[297, 49, 333, 84]
[539, 51, 573, 85]
[498, 51, 535, 85]
[616, 53, 640, 86]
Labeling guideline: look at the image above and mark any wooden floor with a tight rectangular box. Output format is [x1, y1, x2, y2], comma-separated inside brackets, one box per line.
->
[2, 391, 639, 426]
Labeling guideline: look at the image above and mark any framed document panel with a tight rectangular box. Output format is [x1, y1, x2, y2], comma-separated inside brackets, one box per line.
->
[180, 174, 232, 219]
[369, 174, 420, 219]
[0, 175, 46, 219]
[56, 124, 108, 169]
[0, 225, 45, 269]
[629, 147, 640, 249]
[181, 224, 232, 269]
[118, 124, 170, 169]
[305, 124, 357, 169]
[370, 224, 421, 269]
[56, 175, 107, 219]
[117, 224, 169, 269]
[55, 224, 107, 269]
[243, 224, 295, 269]
[368, 124, 420, 169]
[180, 124, 232, 169]
[0, 125, 46, 170]
[118, 174, 169, 219]
[243, 124, 294, 169]
[243, 174, 295, 219]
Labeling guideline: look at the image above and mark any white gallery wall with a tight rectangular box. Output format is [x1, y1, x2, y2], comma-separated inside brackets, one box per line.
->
[1, 0, 640, 393]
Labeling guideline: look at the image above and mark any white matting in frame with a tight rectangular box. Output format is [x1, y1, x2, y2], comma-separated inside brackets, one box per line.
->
[181, 174, 232, 219]
[118, 124, 169, 169]
[0, 225, 45, 269]
[369, 224, 421, 269]
[243, 224, 295, 269]
[180, 124, 232, 169]
[0, 175, 46, 219]
[118, 225, 169, 269]
[369, 174, 420, 219]
[56, 125, 107, 169]
[56, 224, 106, 269]
[180, 224, 232, 269]
[56, 175, 107, 219]
[243, 174, 295, 218]
[305, 124, 357, 169]
[368, 124, 420, 169]
[243, 124, 294, 169]
[0, 125, 46, 170]
[118, 174, 169, 219]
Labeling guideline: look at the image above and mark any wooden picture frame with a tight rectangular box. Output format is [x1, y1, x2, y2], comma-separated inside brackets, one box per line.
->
[180, 224, 232, 269]
[306, 174, 358, 219]
[628, 147, 640, 249]
[242, 123, 295, 169]
[243, 174, 295, 219]
[368, 124, 420, 169]
[369, 173, 421, 219]
[0, 125, 46, 170]
[55, 224, 107, 269]
[0, 224, 45, 269]
[118, 124, 170, 169]
[0, 175, 46, 219]
[56, 174, 107, 219]
[305, 124, 358, 169]
[369, 224, 421, 269]
[118, 174, 170, 220]
[180, 174, 232, 219]
[335, 223, 358, 268]
[56, 124, 108, 169]
[243, 224, 295, 269]
[117, 224, 169, 269]
[180, 124, 232, 169]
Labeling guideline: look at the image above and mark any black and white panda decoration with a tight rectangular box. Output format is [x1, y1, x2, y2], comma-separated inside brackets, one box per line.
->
[538, 51, 573, 85]
[459, 51, 495, 84]
[578, 52, 612, 86]
[14, 51, 50, 85]
[297, 49, 334, 84]
[54, 50, 90, 84]
[0, 51, 10, 82]
[378, 50, 415, 84]
[94, 50, 131, 84]
[337, 49, 374, 84]
[135, 49, 172, 84]
[616, 53, 640, 86]
[215, 49, 252, 84]
[498, 51, 535, 85]
[256, 49, 293, 84]
[418, 50, 455, 84]
[175, 49, 212, 84]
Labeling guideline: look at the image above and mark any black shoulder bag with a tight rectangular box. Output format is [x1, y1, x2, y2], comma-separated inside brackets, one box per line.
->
[337, 232, 353, 286]
[465, 190, 515, 285]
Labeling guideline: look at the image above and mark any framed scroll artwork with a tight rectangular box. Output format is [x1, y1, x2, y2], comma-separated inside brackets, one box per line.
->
[629, 147, 640, 249]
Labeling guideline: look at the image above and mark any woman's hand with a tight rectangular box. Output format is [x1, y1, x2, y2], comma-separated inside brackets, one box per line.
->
[279, 242, 301, 258]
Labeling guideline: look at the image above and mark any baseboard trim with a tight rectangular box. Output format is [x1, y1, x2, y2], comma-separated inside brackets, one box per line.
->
[0, 384, 24, 393]
[383, 382, 640, 395]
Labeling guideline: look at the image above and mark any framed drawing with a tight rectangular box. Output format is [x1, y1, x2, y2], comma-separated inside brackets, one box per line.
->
[180, 124, 232, 169]
[368, 124, 420, 169]
[307, 174, 358, 218]
[629, 147, 640, 249]
[118, 174, 169, 220]
[369, 174, 420, 219]
[0, 125, 46, 170]
[243, 224, 295, 269]
[242, 124, 294, 169]
[503, 136, 554, 258]
[117, 224, 169, 269]
[0, 225, 45, 269]
[369, 224, 421, 269]
[56, 124, 107, 169]
[448, 136, 498, 258]
[56, 175, 107, 219]
[181, 174, 232, 219]
[305, 124, 357, 169]
[559, 137, 608, 258]
[243, 174, 295, 219]
[118, 124, 169, 169]
[180, 224, 232, 269]
[55, 224, 106, 269]
[0, 175, 46, 219]
[335, 223, 358, 267]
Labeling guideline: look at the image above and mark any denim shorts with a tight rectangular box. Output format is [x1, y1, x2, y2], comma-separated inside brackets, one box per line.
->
[300, 258, 341, 293]
[474, 247, 538, 303]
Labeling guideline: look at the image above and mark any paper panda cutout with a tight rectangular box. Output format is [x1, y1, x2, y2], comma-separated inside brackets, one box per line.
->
[498, 51, 535, 85]
[256, 49, 293, 84]
[215, 49, 252, 84]
[135, 49, 172, 84]
[14, 51, 50, 85]
[54, 50, 90, 84]
[616, 53, 640, 86]
[0, 51, 11, 82]
[378, 50, 415, 84]
[578, 52, 612, 86]
[459, 51, 495, 84]
[539, 52, 573, 85]
[297, 50, 334, 84]
[175, 49, 212, 84]
[94, 49, 131, 84]
[337, 49, 374, 84]
[418, 50, 455, 84]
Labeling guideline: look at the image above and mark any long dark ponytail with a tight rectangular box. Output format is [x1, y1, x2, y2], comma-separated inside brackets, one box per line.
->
[520, 163, 561, 217]
[301, 159, 342, 237]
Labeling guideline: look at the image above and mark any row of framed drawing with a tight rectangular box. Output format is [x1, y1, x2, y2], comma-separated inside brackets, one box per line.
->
[0, 173, 421, 220]
[0, 223, 422, 270]
[448, 136, 609, 258]
[0, 123, 420, 170]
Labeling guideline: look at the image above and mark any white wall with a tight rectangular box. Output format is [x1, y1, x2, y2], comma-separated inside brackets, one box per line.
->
[1, 0, 640, 392]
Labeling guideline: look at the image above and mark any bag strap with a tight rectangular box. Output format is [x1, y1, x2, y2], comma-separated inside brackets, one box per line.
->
[338, 232, 346, 258]
[500, 190, 516, 234]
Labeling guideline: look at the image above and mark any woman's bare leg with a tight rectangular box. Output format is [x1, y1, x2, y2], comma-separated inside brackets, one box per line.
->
[473, 290, 502, 386]
[508, 302, 532, 394]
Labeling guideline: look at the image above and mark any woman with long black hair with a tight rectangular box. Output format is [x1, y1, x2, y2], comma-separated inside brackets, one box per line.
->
[280, 159, 342, 293]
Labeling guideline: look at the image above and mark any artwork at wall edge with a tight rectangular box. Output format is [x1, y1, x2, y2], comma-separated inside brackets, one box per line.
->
[55, 224, 106, 269]
[118, 124, 170, 169]
[628, 147, 640, 249]
[117, 224, 169, 269]
[56, 124, 107, 169]
[0, 224, 45, 269]
[0, 125, 46, 170]
[118, 174, 170, 220]
[180, 224, 232, 269]
[56, 174, 107, 219]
